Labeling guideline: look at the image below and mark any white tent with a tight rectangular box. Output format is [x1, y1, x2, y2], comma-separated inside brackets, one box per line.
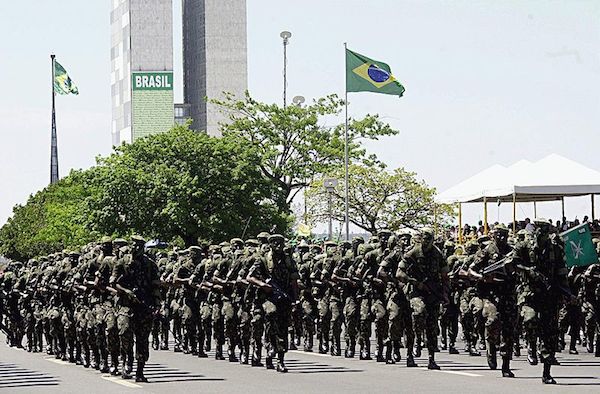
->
[437, 154, 600, 237]
[437, 154, 600, 203]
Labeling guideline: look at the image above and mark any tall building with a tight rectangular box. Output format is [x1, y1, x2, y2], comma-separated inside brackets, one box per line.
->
[110, 0, 174, 145]
[110, 0, 247, 144]
[182, 0, 248, 136]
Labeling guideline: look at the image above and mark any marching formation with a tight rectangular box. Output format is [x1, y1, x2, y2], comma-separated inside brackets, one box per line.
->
[2, 219, 600, 386]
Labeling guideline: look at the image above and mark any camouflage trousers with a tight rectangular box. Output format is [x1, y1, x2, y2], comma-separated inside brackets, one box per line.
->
[359, 297, 372, 348]
[478, 295, 516, 357]
[318, 295, 331, 344]
[200, 301, 213, 351]
[386, 291, 412, 346]
[222, 300, 239, 349]
[582, 300, 600, 346]
[459, 288, 479, 346]
[250, 301, 264, 351]
[263, 300, 291, 355]
[440, 294, 459, 345]
[558, 301, 582, 341]
[329, 297, 343, 340]
[212, 301, 225, 346]
[181, 298, 198, 352]
[343, 296, 359, 342]
[301, 296, 316, 338]
[409, 296, 439, 354]
[116, 305, 153, 362]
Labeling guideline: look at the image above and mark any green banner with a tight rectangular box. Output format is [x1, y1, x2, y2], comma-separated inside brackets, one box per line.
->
[560, 223, 598, 268]
[132, 72, 173, 91]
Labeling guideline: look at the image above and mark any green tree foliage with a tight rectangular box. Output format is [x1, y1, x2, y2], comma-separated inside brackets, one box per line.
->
[86, 125, 286, 245]
[0, 126, 288, 259]
[211, 92, 398, 210]
[0, 170, 98, 261]
[306, 162, 453, 234]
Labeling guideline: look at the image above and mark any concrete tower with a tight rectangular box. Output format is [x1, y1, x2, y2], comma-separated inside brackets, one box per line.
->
[182, 0, 248, 136]
[110, 0, 174, 145]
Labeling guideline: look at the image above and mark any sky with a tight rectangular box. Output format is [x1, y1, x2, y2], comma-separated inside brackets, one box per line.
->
[1, 0, 599, 228]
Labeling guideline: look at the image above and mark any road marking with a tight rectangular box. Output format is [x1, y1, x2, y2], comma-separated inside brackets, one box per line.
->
[101, 375, 142, 388]
[436, 370, 482, 377]
[45, 357, 141, 388]
[289, 350, 334, 358]
[45, 358, 71, 366]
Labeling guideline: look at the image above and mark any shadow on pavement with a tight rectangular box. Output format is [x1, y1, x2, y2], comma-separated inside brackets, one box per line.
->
[285, 359, 363, 374]
[138, 363, 225, 384]
[0, 361, 60, 388]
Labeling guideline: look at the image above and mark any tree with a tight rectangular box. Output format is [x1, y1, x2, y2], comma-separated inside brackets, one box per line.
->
[85, 125, 287, 245]
[0, 170, 98, 260]
[306, 162, 453, 234]
[211, 92, 398, 211]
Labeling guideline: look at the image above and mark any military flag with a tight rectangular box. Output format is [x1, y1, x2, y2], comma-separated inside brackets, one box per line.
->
[560, 222, 598, 268]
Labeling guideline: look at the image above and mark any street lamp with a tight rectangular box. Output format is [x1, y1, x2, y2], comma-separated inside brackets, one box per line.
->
[280, 31, 292, 108]
[292, 95, 305, 106]
[324, 178, 338, 240]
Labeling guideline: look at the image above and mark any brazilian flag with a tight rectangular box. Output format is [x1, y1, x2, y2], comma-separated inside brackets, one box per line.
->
[346, 48, 405, 96]
[54, 60, 79, 95]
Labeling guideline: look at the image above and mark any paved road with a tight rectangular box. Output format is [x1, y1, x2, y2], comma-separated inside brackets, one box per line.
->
[1, 335, 599, 393]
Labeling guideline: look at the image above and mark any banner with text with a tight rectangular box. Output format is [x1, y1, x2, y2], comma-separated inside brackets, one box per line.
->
[132, 71, 174, 140]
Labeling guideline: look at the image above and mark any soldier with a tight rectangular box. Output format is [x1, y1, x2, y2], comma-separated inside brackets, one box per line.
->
[397, 227, 448, 370]
[237, 239, 260, 364]
[582, 262, 600, 357]
[526, 219, 573, 384]
[247, 234, 299, 372]
[332, 236, 364, 358]
[296, 240, 317, 352]
[440, 241, 460, 354]
[110, 236, 161, 382]
[455, 241, 482, 356]
[468, 224, 516, 378]
[378, 232, 416, 366]
[173, 247, 201, 356]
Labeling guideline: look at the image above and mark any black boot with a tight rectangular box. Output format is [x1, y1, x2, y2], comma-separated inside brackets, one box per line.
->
[334, 336, 342, 356]
[304, 335, 313, 352]
[406, 352, 417, 367]
[595, 340, 600, 357]
[392, 341, 401, 362]
[228, 344, 239, 362]
[467, 340, 481, 356]
[276, 352, 288, 373]
[135, 360, 148, 383]
[376, 339, 385, 362]
[501, 356, 514, 378]
[448, 341, 459, 355]
[265, 355, 275, 370]
[215, 344, 225, 360]
[251, 346, 263, 367]
[542, 361, 556, 384]
[527, 341, 538, 365]
[385, 342, 395, 364]
[569, 338, 578, 355]
[360, 340, 372, 360]
[121, 357, 131, 379]
[487, 344, 497, 370]
[427, 354, 440, 370]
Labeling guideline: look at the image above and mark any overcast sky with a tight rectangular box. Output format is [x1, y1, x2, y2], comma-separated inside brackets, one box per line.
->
[1, 1, 599, 228]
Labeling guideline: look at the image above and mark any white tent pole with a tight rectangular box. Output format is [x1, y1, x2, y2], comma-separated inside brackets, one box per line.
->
[483, 196, 488, 235]
[458, 202, 463, 244]
[592, 194, 595, 221]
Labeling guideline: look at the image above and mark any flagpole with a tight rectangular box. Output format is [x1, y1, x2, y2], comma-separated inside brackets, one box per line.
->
[344, 43, 349, 241]
[50, 54, 59, 184]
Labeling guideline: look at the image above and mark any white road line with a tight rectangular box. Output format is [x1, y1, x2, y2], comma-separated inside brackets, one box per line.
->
[289, 350, 334, 358]
[101, 375, 142, 388]
[45, 357, 141, 388]
[435, 370, 482, 377]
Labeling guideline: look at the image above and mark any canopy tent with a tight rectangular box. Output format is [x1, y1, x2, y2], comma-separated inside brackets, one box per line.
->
[437, 154, 600, 203]
[436, 154, 600, 240]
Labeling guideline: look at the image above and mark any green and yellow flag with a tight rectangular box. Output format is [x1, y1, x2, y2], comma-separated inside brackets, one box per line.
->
[54, 61, 79, 95]
[346, 48, 404, 96]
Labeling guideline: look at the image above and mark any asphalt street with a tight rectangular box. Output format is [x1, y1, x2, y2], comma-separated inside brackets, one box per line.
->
[1, 334, 599, 393]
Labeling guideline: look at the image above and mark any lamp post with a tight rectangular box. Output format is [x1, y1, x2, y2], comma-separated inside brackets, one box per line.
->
[280, 31, 292, 108]
[324, 178, 338, 240]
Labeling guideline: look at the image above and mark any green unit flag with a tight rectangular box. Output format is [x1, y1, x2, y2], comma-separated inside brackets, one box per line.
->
[54, 61, 79, 95]
[560, 223, 598, 268]
[346, 48, 405, 96]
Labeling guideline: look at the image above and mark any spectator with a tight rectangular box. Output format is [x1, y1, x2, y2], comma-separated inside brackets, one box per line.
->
[525, 217, 535, 234]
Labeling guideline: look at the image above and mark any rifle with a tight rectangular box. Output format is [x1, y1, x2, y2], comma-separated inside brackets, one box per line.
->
[266, 278, 291, 307]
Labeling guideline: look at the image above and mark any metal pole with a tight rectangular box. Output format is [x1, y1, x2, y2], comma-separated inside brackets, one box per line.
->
[561, 196, 565, 220]
[483, 197, 488, 235]
[592, 194, 595, 220]
[328, 191, 333, 240]
[344, 42, 349, 241]
[533, 200, 537, 218]
[512, 193, 516, 234]
[458, 202, 463, 244]
[283, 40, 287, 108]
[50, 54, 59, 184]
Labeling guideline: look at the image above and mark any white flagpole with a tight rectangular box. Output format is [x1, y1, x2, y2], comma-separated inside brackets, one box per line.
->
[344, 43, 349, 241]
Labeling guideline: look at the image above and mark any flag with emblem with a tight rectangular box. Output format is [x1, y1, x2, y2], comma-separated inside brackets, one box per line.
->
[560, 223, 598, 268]
[53, 60, 79, 95]
[346, 48, 405, 96]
